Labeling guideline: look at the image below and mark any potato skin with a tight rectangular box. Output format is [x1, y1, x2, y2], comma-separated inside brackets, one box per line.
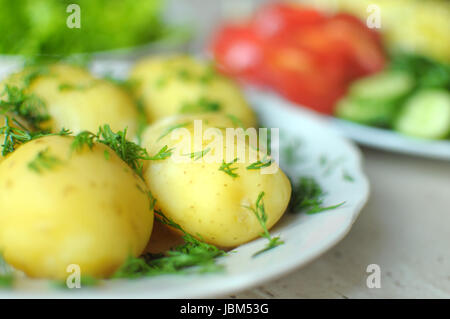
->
[141, 115, 291, 247]
[0, 135, 153, 279]
[2, 64, 139, 137]
[130, 55, 257, 128]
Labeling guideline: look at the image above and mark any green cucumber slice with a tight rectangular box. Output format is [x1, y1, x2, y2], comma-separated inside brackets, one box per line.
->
[349, 71, 414, 102]
[395, 89, 450, 139]
[335, 97, 397, 127]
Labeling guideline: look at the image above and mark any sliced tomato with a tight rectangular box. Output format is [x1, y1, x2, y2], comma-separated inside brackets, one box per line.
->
[210, 24, 268, 85]
[324, 13, 386, 77]
[251, 3, 326, 39]
[263, 42, 348, 114]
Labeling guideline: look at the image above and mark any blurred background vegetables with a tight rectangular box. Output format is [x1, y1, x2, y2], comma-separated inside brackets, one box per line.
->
[0, 0, 177, 56]
[301, 0, 450, 64]
[211, 3, 386, 114]
[210, 1, 450, 140]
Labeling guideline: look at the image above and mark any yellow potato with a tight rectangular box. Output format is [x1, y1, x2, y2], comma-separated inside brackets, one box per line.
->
[141, 114, 291, 248]
[1, 64, 139, 137]
[0, 135, 153, 279]
[130, 55, 257, 128]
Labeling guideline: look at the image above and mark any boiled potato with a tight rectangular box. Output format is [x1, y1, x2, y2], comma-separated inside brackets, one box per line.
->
[141, 114, 291, 247]
[0, 135, 153, 279]
[130, 55, 257, 127]
[1, 64, 139, 137]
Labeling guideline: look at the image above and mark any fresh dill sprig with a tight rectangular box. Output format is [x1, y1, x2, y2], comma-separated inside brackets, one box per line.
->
[58, 82, 94, 91]
[289, 177, 345, 214]
[226, 114, 244, 128]
[71, 131, 97, 152]
[342, 170, 354, 182]
[157, 122, 190, 141]
[148, 145, 173, 160]
[244, 192, 284, 257]
[184, 147, 211, 161]
[112, 209, 225, 279]
[96, 125, 150, 179]
[135, 98, 147, 144]
[219, 157, 239, 178]
[28, 148, 62, 173]
[0, 253, 14, 288]
[246, 157, 273, 170]
[0, 85, 50, 130]
[0, 116, 70, 157]
[179, 97, 221, 114]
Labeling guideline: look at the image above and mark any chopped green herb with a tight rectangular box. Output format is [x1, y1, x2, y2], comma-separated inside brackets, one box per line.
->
[184, 147, 211, 161]
[154, 77, 168, 88]
[319, 155, 345, 176]
[0, 253, 14, 288]
[176, 69, 191, 81]
[104, 150, 110, 160]
[289, 177, 345, 214]
[246, 157, 272, 170]
[342, 170, 354, 182]
[0, 85, 50, 129]
[28, 148, 62, 173]
[179, 97, 221, 114]
[226, 114, 244, 128]
[157, 122, 190, 141]
[135, 98, 148, 144]
[58, 82, 94, 91]
[71, 131, 96, 152]
[149, 145, 173, 160]
[96, 125, 150, 179]
[0, 116, 70, 157]
[219, 158, 239, 178]
[112, 209, 225, 279]
[244, 192, 284, 257]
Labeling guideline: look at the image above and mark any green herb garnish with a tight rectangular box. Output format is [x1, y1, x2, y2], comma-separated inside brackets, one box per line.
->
[71, 131, 97, 152]
[184, 147, 211, 161]
[113, 209, 225, 278]
[244, 192, 284, 257]
[149, 145, 173, 160]
[58, 82, 94, 91]
[289, 177, 345, 214]
[226, 114, 244, 128]
[28, 148, 62, 173]
[219, 157, 239, 178]
[0, 85, 49, 130]
[179, 97, 221, 114]
[1, 116, 70, 157]
[0, 253, 14, 288]
[246, 157, 272, 170]
[96, 125, 150, 179]
[157, 122, 190, 141]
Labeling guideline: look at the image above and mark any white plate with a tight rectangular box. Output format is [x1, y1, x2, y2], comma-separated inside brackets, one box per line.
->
[0, 85, 369, 298]
[331, 118, 450, 161]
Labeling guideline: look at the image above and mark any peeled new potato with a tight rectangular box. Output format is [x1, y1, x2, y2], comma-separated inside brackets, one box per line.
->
[0, 135, 153, 279]
[130, 55, 257, 128]
[1, 64, 139, 137]
[141, 114, 291, 248]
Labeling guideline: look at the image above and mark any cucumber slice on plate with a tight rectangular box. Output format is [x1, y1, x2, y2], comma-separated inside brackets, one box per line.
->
[395, 89, 450, 139]
[335, 97, 397, 127]
[349, 71, 414, 103]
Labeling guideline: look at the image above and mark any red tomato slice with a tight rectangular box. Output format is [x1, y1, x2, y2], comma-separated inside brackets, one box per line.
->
[324, 13, 386, 77]
[251, 3, 326, 39]
[210, 24, 268, 86]
[263, 42, 348, 114]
